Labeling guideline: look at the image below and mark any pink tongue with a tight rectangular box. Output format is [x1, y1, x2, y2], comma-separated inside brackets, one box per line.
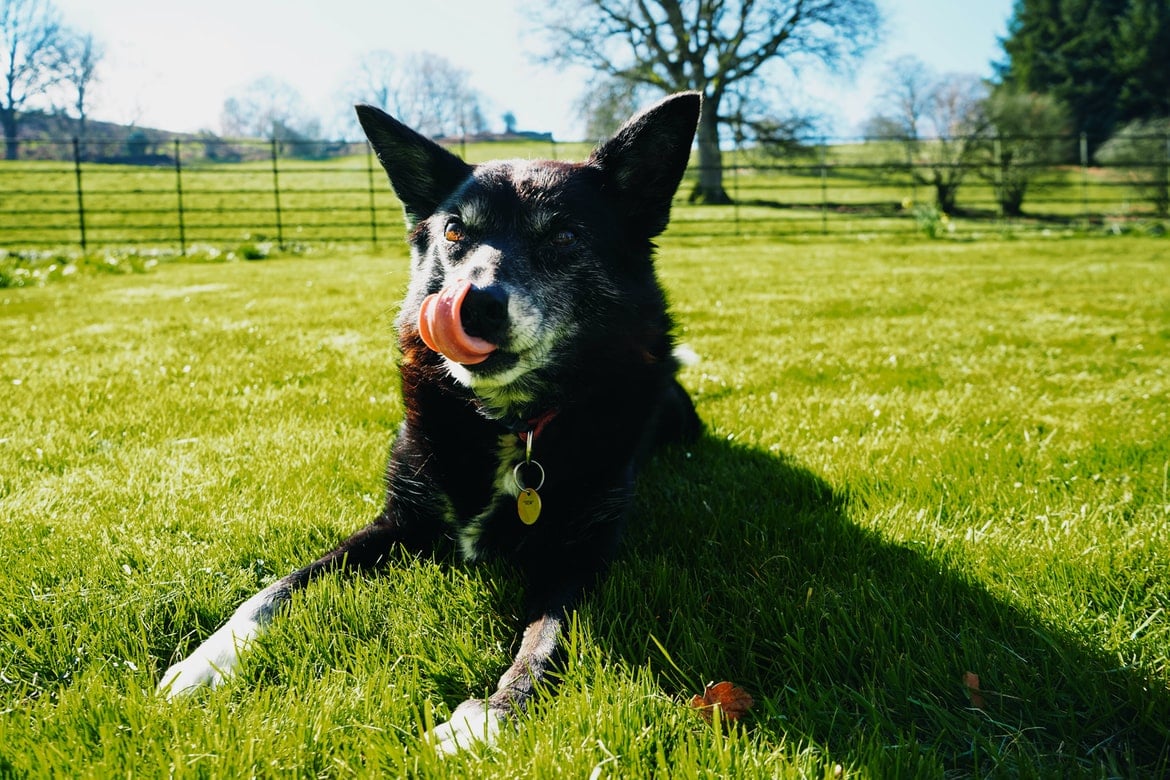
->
[417, 280, 497, 365]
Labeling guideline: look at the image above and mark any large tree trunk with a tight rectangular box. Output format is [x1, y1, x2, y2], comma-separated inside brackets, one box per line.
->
[1, 108, 18, 161]
[689, 92, 731, 204]
[78, 115, 88, 162]
[934, 179, 959, 215]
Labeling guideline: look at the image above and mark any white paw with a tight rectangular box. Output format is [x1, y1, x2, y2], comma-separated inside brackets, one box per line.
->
[158, 584, 282, 699]
[156, 621, 255, 699]
[425, 699, 506, 756]
[157, 655, 227, 699]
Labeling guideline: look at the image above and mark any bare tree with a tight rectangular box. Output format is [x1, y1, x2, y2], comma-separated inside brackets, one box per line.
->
[57, 28, 102, 157]
[875, 55, 933, 142]
[339, 49, 404, 134]
[1, 0, 64, 159]
[535, 0, 882, 203]
[221, 76, 321, 139]
[400, 53, 487, 139]
[866, 57, 988, 213]
[918, 73, 990, 214]
[341, 50, 488, 140]
[221, 76, 326, 158]
[721, 81, 821, 158]
[575, 76, 649, 140]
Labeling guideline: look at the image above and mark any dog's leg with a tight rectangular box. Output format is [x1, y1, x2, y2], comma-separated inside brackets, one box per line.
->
[426, 605, 566, 755]
[654, 377, 702, 446]
[426, 519, 622, 756]
[156, 577, 285, 697]
[157, 518, 414, 698]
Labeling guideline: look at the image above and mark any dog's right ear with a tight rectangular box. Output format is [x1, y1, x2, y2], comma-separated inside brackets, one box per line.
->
[586, 92, 700, 239]
[355, 104, 472, 226]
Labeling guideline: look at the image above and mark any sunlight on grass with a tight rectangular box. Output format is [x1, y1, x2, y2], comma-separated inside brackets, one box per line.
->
[1, 235, 1168, 776]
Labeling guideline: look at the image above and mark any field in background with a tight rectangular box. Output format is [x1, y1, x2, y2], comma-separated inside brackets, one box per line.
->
[1, 136, 1167, 255]
[1, 234, 1167, 776]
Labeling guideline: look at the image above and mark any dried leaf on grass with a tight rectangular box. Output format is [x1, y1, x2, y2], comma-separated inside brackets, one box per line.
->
[689, 681, 754, 722]
[963, 671, 986, 709]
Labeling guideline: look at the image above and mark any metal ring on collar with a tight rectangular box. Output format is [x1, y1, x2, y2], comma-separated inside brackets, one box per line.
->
[513, 459, 546, 492]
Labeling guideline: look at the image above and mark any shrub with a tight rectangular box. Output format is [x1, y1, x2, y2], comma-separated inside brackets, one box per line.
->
[979, 90, 1073, 217]
[1097, 118, 1170, 217]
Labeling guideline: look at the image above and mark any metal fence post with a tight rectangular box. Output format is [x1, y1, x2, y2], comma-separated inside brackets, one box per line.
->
[271, 138, 284, 248]
[366, 143, 378, 247]
[994, 135, 1004, 220]
[72, 137, 87, 252]
[1163, 132, 1170, 218]
[731, 135, 740, 236]
[819, 139, 828, 236]
[174, 139, 187, 255]
[1080, 132, 1089, 228]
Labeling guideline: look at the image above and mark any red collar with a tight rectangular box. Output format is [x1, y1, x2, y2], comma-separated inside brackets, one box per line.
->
[517, 408, 558, 444]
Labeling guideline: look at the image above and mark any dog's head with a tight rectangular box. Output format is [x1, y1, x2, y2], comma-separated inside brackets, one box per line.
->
[356, 93, 700, 420]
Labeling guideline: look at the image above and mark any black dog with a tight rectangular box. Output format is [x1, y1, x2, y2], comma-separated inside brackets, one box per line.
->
[159, 92, 702, 753]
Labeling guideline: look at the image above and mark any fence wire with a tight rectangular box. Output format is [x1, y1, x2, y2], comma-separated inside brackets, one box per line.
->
[1, 133, 1168, 252]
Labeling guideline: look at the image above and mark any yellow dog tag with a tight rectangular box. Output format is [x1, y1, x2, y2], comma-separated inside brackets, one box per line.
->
[513, 434, 546, 526]
[517, 488, 542, 525]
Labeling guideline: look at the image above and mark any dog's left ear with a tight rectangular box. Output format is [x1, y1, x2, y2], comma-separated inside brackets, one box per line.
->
[355, 104, 473, 226]
[587, 92, 701, 239]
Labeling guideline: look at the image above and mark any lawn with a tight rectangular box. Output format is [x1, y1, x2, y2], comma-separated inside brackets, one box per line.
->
[1, 232, 1168, 777]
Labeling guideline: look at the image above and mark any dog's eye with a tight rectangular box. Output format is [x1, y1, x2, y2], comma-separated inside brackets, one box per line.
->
[552, 229, 576, 248]
[443, 220, 465, 243]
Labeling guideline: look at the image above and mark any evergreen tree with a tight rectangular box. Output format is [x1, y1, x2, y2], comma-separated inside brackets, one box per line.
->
[997, 0, 1168, 146]
[1115, 0, 1170, 120]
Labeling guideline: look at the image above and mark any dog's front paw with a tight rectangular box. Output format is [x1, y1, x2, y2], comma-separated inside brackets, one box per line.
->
[426, 699, 507, 755]
[156, 655, 226, 699]
[156, 624, 253, 699]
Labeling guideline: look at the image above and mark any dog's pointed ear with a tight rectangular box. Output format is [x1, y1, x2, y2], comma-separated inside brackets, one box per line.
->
[586, 92, 700, 238]
[355, 104, 473, 226]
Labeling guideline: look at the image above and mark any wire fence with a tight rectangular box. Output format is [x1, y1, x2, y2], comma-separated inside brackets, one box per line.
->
[2, 138, 384, 251]
[1, 133, 1168, 252]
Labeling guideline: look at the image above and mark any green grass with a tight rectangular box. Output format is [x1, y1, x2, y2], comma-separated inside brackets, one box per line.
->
[1, 233, 1169, 777]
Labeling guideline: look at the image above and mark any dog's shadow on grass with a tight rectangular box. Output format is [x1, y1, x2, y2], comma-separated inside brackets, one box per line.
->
[599, 434, 1169, 775]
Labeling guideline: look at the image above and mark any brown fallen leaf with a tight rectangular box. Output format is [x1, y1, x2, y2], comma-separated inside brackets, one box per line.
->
[963, 671, 986, 709]
[689, 681, 754, 722]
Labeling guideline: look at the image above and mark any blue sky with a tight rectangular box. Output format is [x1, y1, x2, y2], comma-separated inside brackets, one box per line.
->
[53, 0, 1015, 141]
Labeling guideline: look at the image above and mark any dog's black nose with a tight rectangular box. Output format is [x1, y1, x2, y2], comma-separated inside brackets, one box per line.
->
[461, 285, 509, 344]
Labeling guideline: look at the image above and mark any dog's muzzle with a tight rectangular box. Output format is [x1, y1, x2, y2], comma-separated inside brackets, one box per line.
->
[418, 280, 507, 365]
